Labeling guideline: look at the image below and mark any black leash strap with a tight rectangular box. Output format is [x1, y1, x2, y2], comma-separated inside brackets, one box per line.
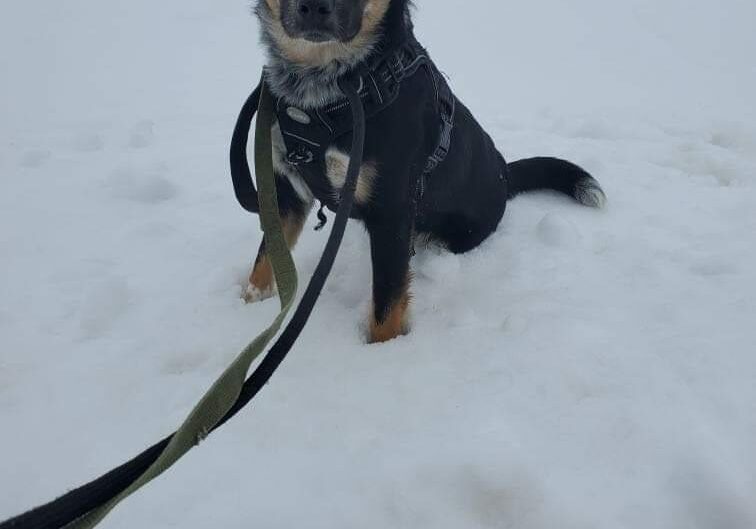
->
[1, 75, 366, 529]
[230, 82, 262, 213]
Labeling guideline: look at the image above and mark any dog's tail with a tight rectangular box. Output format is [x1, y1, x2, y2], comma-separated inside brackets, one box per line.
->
[501, 156, 606, 208]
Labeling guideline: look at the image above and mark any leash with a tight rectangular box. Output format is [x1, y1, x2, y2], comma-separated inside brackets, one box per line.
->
[229, 82, 262, 214]
[1, 74, 366, 529]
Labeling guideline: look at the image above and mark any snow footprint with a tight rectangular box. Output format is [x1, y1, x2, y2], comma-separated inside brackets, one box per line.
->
[78, 277, 133, 340]
[0, 308, 11, 328]
[707, 123, 756, 156]
[654, 126, 754, 187]
[453, 465, 573, 529]
[160, 348, 209, 376]
[128, 120, 156, 149]
[108, 164, 178, 204]
[20, 149, 52, 168]
[72, 132, 105, 153]
[689, 256, 738, 278]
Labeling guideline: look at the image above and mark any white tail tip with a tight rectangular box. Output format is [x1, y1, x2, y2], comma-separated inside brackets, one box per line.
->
[575, 177, 607, 209]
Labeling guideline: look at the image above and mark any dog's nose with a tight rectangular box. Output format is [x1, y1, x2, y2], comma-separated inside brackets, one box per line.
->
[296, 0, 335, 28]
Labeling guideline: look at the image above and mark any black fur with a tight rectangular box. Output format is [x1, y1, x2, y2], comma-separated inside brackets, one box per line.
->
[251, 0, 605, 340]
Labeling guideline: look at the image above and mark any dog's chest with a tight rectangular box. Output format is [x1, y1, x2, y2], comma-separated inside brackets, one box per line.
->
[271, 121, 375, 209]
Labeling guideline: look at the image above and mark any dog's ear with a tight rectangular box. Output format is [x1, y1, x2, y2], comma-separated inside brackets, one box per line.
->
[255, 0, 279, 22]
[362, 0, 393, 37]
[264, 0, 280, 15]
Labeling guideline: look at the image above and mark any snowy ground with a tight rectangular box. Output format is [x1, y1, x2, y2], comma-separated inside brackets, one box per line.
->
[2, 1, 756, 528]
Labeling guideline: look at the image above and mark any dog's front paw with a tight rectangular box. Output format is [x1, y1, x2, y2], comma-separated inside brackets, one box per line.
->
[243, 284, 276, 304]
[368, 297, 411, 344]
[368, 324, 408, 344]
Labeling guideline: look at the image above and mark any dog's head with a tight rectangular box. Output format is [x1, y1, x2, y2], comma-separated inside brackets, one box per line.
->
[256, 0, 394, 68]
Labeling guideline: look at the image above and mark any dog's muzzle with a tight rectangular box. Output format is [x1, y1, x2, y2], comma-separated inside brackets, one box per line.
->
[293, 0, 337, 42]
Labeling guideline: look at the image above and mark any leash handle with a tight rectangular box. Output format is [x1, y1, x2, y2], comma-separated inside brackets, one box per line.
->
[230, 82, 262, 213]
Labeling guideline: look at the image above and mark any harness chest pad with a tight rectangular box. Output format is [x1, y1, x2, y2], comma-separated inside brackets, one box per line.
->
[273, 39, 455, 203]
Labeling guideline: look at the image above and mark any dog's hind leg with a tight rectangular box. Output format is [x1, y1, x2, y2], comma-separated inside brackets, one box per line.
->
[244, 176, 312, 303]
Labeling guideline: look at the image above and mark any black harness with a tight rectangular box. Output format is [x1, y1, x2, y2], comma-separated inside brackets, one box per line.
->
[275, 39, 456, 210]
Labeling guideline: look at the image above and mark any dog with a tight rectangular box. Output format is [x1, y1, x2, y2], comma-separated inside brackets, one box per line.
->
[245, 0, 606, 344]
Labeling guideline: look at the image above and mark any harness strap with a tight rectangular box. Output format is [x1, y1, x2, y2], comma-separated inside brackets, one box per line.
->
[418, 68, 456, 198]
[276, 40, 456, 210]
[276, 45, 422, 167]
[276, 41, 433, 169]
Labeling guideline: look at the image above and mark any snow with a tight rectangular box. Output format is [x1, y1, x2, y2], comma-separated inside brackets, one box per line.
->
[1, 0, 756, 527]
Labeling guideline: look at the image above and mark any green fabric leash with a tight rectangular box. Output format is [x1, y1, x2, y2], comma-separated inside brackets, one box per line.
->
[65, 81, 297, 529]
[0, 72, 364, 529]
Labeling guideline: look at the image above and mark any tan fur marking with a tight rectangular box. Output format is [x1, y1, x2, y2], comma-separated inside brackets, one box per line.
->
[325, 148, 377, 204]
[249, 255, 275, 293]
[265, 0, 280, 12]
[369, 288, 411, 344]
[263, 0, 392, 68]
[362, 0, 392, 35]
[280, 214, 306, 248]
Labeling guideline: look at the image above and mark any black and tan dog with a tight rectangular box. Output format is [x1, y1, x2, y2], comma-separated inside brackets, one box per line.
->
[245, 0, 606, 343]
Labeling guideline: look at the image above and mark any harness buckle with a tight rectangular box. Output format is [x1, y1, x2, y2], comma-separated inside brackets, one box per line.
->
[441, 104, 454, 125]
[424, 143, 449, 174]
[286, 145, 314, 166]
[388, 53, 405, 83]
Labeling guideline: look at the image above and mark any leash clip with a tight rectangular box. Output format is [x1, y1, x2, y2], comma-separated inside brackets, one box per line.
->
[286, 145, 315, 166]
[314, 202, 329, 231]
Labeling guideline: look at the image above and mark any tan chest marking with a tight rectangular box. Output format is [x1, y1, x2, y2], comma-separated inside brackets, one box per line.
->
[325, 147, 377, 204]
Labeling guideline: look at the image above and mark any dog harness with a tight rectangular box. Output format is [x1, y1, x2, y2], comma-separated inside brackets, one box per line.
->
[274, 38, 456, 213]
